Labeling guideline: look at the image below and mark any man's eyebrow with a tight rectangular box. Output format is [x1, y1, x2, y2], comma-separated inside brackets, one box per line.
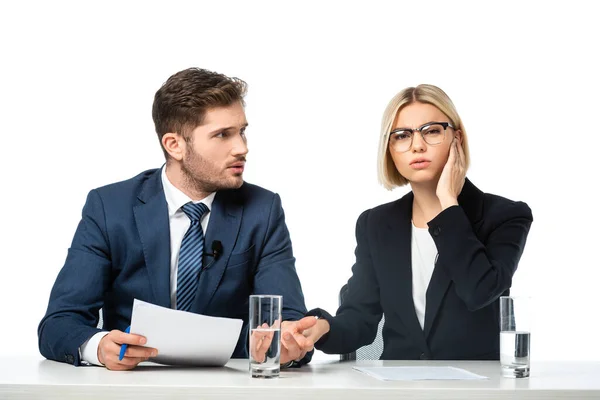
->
[208, 123, 249, 134]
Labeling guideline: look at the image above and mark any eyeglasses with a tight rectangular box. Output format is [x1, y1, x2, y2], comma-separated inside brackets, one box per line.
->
[388, 121, 455, 153]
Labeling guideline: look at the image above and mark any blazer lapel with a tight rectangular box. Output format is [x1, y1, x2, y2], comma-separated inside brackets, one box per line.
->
[423, 178, 485, 337]
[383, 193, 429, 353]
[423, 257, 452, 337]
[133, 170, 171, 308]
[193, 189, 243, 313]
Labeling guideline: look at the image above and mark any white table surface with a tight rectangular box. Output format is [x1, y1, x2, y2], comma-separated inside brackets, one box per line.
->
[1, 357, 599, 399]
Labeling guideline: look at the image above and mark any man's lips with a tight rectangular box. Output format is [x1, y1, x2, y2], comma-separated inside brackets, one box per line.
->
[228, 162, 245, 172]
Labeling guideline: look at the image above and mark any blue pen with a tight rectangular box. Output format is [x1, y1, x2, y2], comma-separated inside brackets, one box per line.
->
[118, 326, 131, 361]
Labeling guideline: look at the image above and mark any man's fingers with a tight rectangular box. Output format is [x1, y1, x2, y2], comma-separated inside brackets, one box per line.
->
[250, 326, 273, 362]
[251, 329, 271, 351]
[105, 362, 132, 371]
[281, 332, 302, 362]
[113, 330, 147, 346]
[258, 332, 273, 354]
[99, 331, 156, 370]
[119, 355, 147, 367]
[251, 348, 265, 363]
[249, 338, 264, 362]
[101, 340, 122, 356]
[125, 345, 158, 358]
[103, 351, 145, 370]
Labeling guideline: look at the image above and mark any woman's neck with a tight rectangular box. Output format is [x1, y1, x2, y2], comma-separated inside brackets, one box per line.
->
[411, 181, 442, 228]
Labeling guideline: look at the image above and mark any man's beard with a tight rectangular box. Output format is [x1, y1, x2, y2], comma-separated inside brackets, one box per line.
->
[180, 147, 244, 195]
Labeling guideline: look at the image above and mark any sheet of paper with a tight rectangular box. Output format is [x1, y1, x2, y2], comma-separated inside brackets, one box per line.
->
[353, 366, 488, 381]
[130, 299, 243, 367]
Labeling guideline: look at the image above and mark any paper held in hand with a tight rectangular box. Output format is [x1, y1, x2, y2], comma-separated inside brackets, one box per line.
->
[130, 299, 243, 366]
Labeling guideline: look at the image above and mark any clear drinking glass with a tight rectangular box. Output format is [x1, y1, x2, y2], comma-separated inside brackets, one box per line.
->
[249, 295, 282, 378]
[500, 296, 531, 378]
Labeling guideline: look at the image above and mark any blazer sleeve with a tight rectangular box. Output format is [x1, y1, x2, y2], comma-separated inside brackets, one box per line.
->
[251, 193, 313, 365]
[38, 190, 111, 365]
[308, 209, 383, 355]
[252, 193, 307, 321]
[427, 201, 533, 311]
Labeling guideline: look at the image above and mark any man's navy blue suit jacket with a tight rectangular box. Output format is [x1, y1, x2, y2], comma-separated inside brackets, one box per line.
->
[38, 168, 308, 365]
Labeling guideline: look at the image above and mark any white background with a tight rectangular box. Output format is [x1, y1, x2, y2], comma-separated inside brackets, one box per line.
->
[1, 1, 598, 362]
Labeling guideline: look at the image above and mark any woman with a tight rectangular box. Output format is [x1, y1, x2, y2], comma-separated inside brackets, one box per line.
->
[305, 85, 533, 360]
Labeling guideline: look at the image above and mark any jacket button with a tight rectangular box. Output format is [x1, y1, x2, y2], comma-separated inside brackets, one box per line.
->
[420, 353, 429, 360]
[432, 227, 441, 237]
[65, 354, 75, 364]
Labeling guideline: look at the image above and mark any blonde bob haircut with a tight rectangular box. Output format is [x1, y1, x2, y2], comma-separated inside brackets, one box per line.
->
[377, 84, 471, 190]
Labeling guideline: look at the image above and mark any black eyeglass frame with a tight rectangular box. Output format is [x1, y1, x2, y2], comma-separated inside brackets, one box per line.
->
[388, 121, 455, 152]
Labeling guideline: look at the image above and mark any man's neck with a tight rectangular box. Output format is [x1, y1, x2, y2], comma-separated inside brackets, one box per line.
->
[165, 162, 211, 201]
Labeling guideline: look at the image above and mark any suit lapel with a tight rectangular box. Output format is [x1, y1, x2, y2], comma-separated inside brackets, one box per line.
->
[423, 178, 485, 337]
[133, 170, 171, 308]
[383, 193, 429, 353]
[423, 257, 452, 337]
[193, 189, 243, 313]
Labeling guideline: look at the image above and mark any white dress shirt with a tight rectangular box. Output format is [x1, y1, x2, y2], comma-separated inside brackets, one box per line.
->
[80, 166, 215, 365]
[411, 222, 438, 330]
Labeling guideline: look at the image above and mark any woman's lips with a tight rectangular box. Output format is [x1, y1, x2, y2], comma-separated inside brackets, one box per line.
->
[409, 160, 431, 170]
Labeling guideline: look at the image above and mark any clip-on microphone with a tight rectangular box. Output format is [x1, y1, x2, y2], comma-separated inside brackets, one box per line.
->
[203, 240, 223, 272]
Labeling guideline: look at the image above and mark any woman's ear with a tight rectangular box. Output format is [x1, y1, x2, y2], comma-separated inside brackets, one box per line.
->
[455, 130, 462, 144]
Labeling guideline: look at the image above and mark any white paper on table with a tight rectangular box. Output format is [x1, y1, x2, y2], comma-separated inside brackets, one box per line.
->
[130, 299, 243, 367]
[353, 366, 488, 381]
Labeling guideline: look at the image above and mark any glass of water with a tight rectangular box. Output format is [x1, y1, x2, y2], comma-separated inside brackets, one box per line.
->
[500, 296, 531, 378]
[249, 295, 282, 378]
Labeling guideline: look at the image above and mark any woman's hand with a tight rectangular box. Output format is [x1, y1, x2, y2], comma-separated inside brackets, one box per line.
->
[300, 319, 331, 346]
[436, 135, 466, 209]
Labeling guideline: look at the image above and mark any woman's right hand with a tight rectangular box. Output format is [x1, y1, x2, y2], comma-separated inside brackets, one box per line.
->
[301, 319, 331, 344]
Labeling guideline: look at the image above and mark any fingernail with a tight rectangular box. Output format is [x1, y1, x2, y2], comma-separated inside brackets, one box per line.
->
[285, 333, 292, 340]
[151, 350, 157, 357]
[140, 338, 147, 345]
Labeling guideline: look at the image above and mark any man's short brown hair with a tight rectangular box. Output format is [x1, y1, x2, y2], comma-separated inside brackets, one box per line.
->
[152, 68, 248, 159]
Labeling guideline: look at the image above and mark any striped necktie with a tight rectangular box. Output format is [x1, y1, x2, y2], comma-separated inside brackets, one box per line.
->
[176, 202, 209, 311]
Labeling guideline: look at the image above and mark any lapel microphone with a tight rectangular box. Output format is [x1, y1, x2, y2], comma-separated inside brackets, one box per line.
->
[203, 240, 223, 271]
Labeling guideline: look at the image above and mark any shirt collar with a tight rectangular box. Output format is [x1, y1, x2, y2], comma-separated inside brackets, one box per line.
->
[161, 165, 216, 217]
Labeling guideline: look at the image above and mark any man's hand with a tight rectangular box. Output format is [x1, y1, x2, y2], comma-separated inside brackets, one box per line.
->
[249, 323, 276, 364]
[97, 329, 158, 371]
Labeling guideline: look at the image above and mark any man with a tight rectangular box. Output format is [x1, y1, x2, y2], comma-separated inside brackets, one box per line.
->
[38, 68, 315, 370]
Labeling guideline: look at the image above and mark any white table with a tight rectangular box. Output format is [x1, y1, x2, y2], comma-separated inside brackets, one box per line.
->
[1, 357, 599, 399]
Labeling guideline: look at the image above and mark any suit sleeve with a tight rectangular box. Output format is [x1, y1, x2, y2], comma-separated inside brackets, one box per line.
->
[309, 209, 383, 355]
[253, 193, 307, 320]
[428, 201, 533, 311]
[38, 190, 111, 365]
[252, 193, 312, 365]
